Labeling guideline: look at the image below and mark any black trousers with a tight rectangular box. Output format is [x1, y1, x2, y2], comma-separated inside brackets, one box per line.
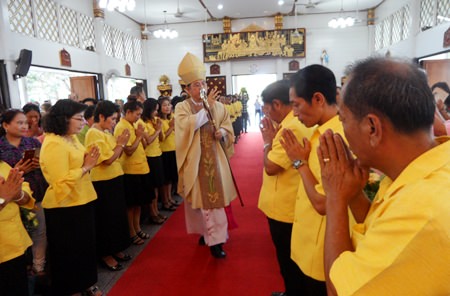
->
[267, 218, 326, 296]
[242, 112, 249, 132]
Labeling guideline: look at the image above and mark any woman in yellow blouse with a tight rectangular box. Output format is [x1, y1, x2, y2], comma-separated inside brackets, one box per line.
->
[40, 99, 101, 296]
[114, 100, 151, 246]
[142, 98, 166, 224]
[85, 101, 132, 271]
[158, 97, 179, 211]
[0, 165, 33, 296]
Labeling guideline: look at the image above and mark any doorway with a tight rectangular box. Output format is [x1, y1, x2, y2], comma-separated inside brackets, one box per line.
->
[232, 73, 277, 131]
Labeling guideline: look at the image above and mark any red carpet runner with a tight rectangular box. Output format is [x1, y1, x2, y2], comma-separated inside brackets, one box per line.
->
[109, 132, 283, 296]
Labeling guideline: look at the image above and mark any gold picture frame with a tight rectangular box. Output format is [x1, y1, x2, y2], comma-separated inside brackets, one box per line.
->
[203, 28, 306, 62]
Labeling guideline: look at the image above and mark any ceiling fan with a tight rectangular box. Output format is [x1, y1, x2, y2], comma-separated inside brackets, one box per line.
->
[298, 0, 321, 9]
[168, 0, 195, 20]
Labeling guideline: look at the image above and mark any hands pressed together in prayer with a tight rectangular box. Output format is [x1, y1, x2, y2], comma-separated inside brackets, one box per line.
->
[0, 168, 24, 210]
[83, 145, 100, 172]
[260, 117, 278, 146]
[279, 128, 311, 163]
[317, 129, 368, 206]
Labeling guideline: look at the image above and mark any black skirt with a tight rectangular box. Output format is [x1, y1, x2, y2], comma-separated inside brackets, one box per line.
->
[161, 151, 178, 184]
[44, 202, 97, 295]
[0, 254, 28, 296]
[147, 156, 165, 188]
[123, 173, 155, 206]
[93, 175, 130, 256]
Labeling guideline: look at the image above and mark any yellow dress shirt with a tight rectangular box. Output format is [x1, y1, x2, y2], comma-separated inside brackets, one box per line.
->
[258, 111, 313, 223]
[330, 137, 450, 296]
[160, 118, 175, 152]
[144, 119, 163, 157]
[291, 115, 351, 281]
[114, 118, 149, 175]
[84, 128, 124, 182]
[40, 133, 97, 208]
[0, 162, 35, 263]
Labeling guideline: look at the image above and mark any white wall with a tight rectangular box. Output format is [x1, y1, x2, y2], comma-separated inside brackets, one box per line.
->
[146, 12, 370, 98]
[0, 0, 146, 107]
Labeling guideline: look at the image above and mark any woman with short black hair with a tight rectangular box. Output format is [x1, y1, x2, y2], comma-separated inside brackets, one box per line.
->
[40, 99, 102, 296]
[85, 101, 132, 271]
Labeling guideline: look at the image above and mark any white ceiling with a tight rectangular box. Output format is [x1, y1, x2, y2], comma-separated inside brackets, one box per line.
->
[123, 0, 385, 26]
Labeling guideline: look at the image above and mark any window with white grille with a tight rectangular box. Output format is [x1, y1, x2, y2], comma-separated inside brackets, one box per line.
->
[7, 0, 34, 36]
[61, 6, 79, 47]
[35, 0, 58, 42]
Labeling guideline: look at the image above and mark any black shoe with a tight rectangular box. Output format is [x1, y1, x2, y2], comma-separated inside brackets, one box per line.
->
[271, 292, 286, 296]
[198, 236, 206, 246]
[210, 244, 226, 258]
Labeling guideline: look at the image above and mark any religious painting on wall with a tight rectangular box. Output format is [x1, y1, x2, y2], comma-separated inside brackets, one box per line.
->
[206, 76, 226, 96]
[202, 28, 306, 62]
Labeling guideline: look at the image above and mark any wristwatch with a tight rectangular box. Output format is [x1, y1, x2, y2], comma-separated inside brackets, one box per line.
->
[0, 197, 5, 205]
[292, 159, 307, 169]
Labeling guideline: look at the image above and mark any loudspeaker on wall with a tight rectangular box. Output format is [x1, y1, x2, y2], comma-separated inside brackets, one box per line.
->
[13, 49, 32, 80]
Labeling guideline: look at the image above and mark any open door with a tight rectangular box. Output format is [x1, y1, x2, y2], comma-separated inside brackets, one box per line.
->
[70, 76, 97, 101]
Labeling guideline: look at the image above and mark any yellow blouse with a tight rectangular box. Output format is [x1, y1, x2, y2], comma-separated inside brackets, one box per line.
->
[84, 128, 124, 182]
[144, 119, 162, 157]
[160, 118, 175, 152]
[40, 133, 97, 208]
[0, 162, 35, 263]
[114, 118, 149, 175]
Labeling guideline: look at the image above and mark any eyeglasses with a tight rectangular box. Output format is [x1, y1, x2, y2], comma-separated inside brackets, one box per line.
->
[71, 116, 86, 122]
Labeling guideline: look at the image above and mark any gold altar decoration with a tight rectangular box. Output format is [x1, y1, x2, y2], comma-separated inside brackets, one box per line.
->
[223, 17, 231, 34]
[157, 75, 173, 97]
[202, 28, 306, 62]
[275, 13, 283, 30]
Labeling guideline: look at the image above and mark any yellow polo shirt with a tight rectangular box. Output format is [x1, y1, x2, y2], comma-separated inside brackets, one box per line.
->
[40, 133, 97, 208]
[0, 162, 35, 263]
[84, 128, 124, 182]
[144, 119, 163, 157]
[114, 118, 149, 175]
[160, 118, 175, 152]
[258, 111, 313, 223]
[330, 137, 450, 296]
[291, 115, 351, 281]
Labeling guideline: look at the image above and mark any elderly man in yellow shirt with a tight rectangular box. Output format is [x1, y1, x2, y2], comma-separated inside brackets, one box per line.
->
[280, 64, 351, 296]
[318, 57, 450, 296]
[258, 79, 313, 296]
[0, 164, 34, 296]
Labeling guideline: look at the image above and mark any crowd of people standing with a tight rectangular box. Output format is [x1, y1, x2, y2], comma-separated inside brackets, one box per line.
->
[1, 54, 448, 296]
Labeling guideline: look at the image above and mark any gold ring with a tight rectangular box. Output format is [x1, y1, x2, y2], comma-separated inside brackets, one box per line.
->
[323, 158, 330, 163]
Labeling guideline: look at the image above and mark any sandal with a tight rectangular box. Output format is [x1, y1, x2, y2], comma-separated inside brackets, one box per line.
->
[150, 215, 165, 225]
[130, 235, 144, 245]
[137, 230, 150, 239]
[113, 253, 132, 262]
[161, 204, 177, 211]
[85, 285, 102, 296]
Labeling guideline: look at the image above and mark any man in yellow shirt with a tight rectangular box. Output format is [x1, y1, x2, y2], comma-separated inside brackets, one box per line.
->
[258, 80, 312, 296]
[280, 64, 348, 295]
[319, 57, 450, 295]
